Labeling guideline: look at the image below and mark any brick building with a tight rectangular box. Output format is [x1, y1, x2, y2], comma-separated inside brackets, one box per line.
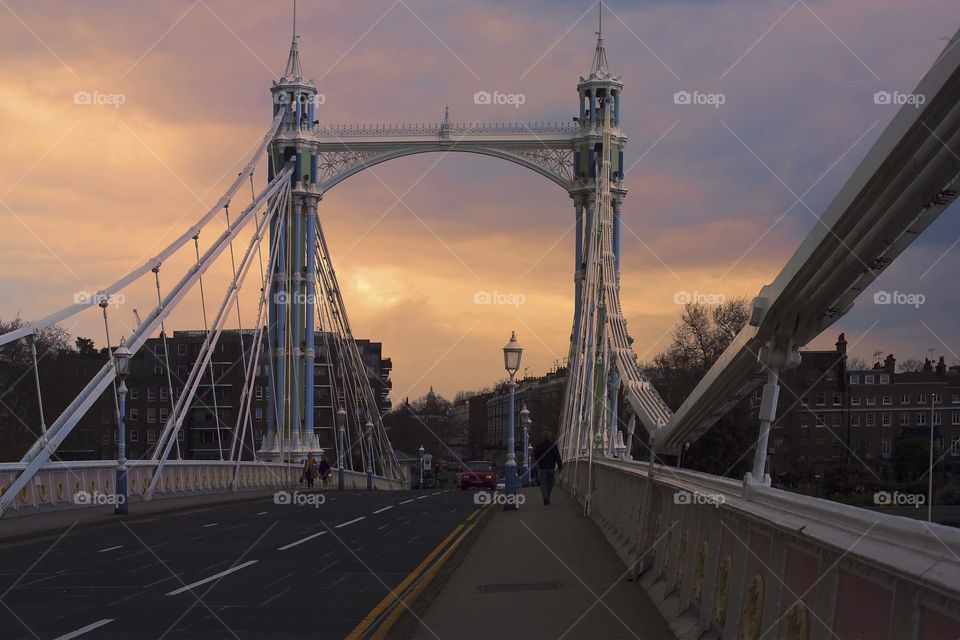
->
[768, 333, 960, 482]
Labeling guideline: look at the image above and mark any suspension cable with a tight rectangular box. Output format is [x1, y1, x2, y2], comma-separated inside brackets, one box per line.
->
[193, 234, 225, 460]
[28, 336, 48, 443]
[153, 266, 181, 460]
[99, 301, 122, 445]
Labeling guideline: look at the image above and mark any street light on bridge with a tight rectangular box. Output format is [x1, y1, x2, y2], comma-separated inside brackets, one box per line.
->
[337, 407, 346, 491]
[520, 402, 531, 486]
[113, 344, 132, 515]
[503, 332, 522, 510]
[365, 419, 374, 491]
[418, 445, 425, 490]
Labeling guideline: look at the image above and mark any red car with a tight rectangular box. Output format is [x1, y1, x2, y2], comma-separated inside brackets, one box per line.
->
[458, 461, 497, 490]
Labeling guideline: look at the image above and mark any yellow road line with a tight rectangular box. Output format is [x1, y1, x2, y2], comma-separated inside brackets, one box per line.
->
[345, 523, 465, 640]
[370, 521, 478, 640]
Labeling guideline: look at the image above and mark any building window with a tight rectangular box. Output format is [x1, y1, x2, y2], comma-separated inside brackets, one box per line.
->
[255, 386, 264, 400]
[130, 387, 139, 400]
[178, 343, 188, 356]
[865, 440, 874, 457]
[933, 412, 942, 426]
[101, 432, 110, 445]
[865, 374, 875, 384]
[851, 396, 861, 406]
[918, 393, 927, 405]
[113, 430, 119, 444]
[882, 438, 891, 458]
[255, 407, 263, 420]
[900, 413, 910, 426]
[832, 414, 841, 427]
[159, 408, 169, 423]
[917, 412, 927, 426]
[129, 408, 139, 421]
[130, 430, 139, 443]
[147, 430, 156, 444]
[800, 414, 809, 429]
[866, 413, 876, 427]
[953, 411, 960, 426]
[832, 393, 842, 406]
[147, 408, 156, 424]
[901, 393, 910, 405]
[879, 374, 890, 384]
[801, 395, 809, 406]
[933, 393, 942, 404]
[952, 437, 960, 456]
[850, 414, 860, 427]
[160, 387, 168, 401]
[849, 374, 859, 384]
[815, 392, 825, 406]
[147, 387, 156, 401]
[952, 393, 960, 404]
[177, 430, 185, 442]
[882, 395, 892, 406]
[815, 413, 825, 427]
[882, 413, 891, 426]
[831, 441, 842, 458]
[866, 396, 876, 406]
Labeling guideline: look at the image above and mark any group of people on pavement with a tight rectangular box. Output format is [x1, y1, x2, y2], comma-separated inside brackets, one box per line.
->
[296, 432, 564, 505]
[300, 452, 332, 488]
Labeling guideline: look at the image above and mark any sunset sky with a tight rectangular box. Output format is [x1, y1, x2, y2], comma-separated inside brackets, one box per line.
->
[2, 0, 960, 402]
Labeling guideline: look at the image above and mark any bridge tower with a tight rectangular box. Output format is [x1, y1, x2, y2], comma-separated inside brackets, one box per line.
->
[262, 17, 323, 463]
[567, 18, 627, 456]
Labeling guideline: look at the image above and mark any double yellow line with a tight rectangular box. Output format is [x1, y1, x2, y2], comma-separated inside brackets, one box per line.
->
[347, 506, 488, 640]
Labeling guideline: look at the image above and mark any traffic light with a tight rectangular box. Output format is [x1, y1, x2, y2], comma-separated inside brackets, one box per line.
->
[434, 462, 441, 473]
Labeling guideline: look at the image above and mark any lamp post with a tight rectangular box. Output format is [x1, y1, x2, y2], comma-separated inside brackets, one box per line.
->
[366, 419, 374, 491]
[337, 407, 346, 491]
[503, 331, 522, 510]
[418, 445, 425, 490]
[113, 344, 132, 515]
[520, 402, 531, 487]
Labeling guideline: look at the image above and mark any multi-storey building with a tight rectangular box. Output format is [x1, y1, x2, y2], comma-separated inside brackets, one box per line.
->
[768, 333, 960, 482]
[484, 368, 566, 463]
[36, 330, 391, 462]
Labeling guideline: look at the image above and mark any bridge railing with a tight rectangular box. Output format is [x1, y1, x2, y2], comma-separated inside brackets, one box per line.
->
[0, 460, 404, 516]
[562, 458, 960, 639]
[289, 121, 579, 137]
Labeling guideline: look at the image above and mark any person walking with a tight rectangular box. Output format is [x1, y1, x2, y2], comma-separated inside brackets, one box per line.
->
[318, 454, 332, 487]
[302, 452, 318, 489]
[533, 430, 563, 505]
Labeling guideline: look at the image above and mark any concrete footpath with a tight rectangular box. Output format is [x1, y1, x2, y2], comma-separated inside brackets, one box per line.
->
[409, 487, 674, 640]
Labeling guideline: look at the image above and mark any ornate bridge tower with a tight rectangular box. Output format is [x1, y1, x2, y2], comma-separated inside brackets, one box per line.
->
[262, 28, 323, 462]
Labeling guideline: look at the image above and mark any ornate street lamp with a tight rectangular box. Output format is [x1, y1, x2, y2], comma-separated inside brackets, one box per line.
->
[113, 344, 132, 515]
[366, 419, 374, 491]
[520, 402, 531, 486]
[502, 331, 522, 510]
[337, 406, 346, 490]
[418, 445, 425, 490]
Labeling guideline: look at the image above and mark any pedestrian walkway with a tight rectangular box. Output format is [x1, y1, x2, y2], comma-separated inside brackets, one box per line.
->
[410, 487, 674, 640]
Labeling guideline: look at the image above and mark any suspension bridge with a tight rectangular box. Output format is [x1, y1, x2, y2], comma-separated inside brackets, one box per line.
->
[1, 6, 960, 639]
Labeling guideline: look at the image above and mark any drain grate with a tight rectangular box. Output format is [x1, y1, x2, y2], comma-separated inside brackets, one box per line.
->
[477, 580, 562, 594]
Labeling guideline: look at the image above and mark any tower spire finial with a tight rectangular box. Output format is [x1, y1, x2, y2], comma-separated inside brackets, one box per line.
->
[598, 0, 602, 39]
[591, 1, 610, 76]
[283, 0, 303, 80]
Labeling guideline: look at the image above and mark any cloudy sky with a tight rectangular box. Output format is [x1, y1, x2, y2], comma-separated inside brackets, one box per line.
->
[1, 0, 960, 402]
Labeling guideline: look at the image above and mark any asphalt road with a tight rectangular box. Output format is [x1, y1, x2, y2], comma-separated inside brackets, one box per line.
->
[0, 489, 479, 639]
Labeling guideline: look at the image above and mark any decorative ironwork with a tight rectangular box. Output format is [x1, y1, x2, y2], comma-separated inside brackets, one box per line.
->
[311, 121, 577, 137]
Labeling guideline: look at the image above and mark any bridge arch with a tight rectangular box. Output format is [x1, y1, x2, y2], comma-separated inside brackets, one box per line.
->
[313, 145, 575, 195]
